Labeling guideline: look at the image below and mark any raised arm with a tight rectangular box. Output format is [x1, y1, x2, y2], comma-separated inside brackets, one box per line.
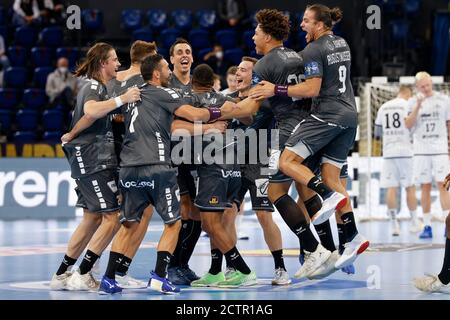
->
[84, 87, 141, 119]
[405, 97, 423, 129]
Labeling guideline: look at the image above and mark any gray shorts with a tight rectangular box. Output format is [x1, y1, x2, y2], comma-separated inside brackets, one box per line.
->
[195, 163, 241, 212]
[285, 115, 356, 168]
[119, 165, 180, 224]
[75, 169, 120, 213]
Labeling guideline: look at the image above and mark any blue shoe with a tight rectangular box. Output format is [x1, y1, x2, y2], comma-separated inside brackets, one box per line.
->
[148, 271, 180, 294]
[341, 264, 355, 275]
[98, 276, 122, 294]
[167, 267, 190, 285]
[419, 226, 433, 239]
[299, 253, 305, 265]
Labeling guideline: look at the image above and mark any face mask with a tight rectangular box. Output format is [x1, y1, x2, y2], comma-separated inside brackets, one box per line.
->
[215, 51, 224, 60]
[58, 67, 68, 74]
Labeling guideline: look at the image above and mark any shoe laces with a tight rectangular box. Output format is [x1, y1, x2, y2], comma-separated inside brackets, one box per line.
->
[85, 272, 98, 287]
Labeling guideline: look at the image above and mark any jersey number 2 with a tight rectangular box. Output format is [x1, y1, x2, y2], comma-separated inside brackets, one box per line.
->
[129, 107, 139, 133]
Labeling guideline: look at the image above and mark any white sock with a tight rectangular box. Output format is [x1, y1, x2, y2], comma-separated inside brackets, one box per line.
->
[410, 210, 417, 220]
[388, 209, 397, 220]
[423, 213, 431, 226]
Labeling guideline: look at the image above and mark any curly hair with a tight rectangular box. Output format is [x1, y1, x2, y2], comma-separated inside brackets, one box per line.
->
[255, 9, 290, 42]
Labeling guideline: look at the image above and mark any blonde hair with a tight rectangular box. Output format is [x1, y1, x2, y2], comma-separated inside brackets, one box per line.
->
[415, 71, 431, 82]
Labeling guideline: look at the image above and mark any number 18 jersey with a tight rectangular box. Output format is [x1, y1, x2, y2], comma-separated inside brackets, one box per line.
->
[375, 97, 413, 158]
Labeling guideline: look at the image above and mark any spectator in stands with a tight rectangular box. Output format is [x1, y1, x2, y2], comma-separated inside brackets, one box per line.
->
[45, 57, 77, 109]
[203, 44, 230, 76]
[0, 35, 9, 88]
[213, 73, 221, 92]
[221, 66, 238, 95]
[37, 0, 65, 25]
[217, 0, 247, 28]
[12, 0, 41, 27]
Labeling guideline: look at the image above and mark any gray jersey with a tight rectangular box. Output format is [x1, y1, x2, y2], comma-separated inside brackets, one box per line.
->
[169, 74, 192, 96]
[302, 34, 357, 127]
[63, 79, 117, 178]
[120, 84, 186, 167]
[253, 46, 311, 137]
[107, 74, 145, 98]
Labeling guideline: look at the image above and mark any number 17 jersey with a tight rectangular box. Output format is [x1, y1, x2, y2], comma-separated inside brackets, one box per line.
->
[375, 97, 413, 158]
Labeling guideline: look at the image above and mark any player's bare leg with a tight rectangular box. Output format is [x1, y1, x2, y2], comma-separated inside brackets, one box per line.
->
[386, 187, 400, 236]
[419, 183, 433, 238]
[406, 185, 422, 232]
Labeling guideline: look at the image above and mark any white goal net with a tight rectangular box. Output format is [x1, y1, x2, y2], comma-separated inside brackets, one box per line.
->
[356, 77, 449, 220]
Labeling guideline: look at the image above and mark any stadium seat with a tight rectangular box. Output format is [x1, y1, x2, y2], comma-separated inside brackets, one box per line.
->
[0, 88, 20, 110]
[31, 47, 54, 67]
[250, 50, 263, 59]
[249, 11, 258, 28]
[215, 29, 237, 50]
[390, 20, 409, 41]
[82, 9, 103, 31]
[23, 88, 48, 109]
[42, 109, 64, 131]
[243, 30, 255, 51]
[196, 10, 217, 30]
[157, 47, 169, 60]
[41, 27, 64, 47]
[16, 110, 39, 131]
[33, 67, 53, 88]
[171, 9, 193, 31]
[295, 11, 304, 26]
[56, 47, 80, 70]
[188, 29, 211, 50]
[7, 46, 27, 67]
[132, 27, 154, 42]
[14, 26, 38, 48]
[0, 26, 6, 43]
[224, 48, 244, 65]
[147, 9, 168, 32]
[43, 131, 63, 143]
[4, 67, 27, 88]
[197, 47, 212, 62]
[13, 131, 38, 143]
[297, 30, 308, 50]
[121, 9, 142, 31]
[160, 28, 182, 49]
[405, 0, 421, 15]
[0, 110, 11, 132]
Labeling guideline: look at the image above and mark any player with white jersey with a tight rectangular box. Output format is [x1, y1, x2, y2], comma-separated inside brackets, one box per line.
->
[375, 85, 420, 236]
[405, 71, 450, 239]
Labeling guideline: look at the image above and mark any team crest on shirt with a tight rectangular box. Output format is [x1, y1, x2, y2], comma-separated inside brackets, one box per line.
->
[209, 196, 219, 205]
[252, 72, 262, 85]
[305, 62, 320, 77]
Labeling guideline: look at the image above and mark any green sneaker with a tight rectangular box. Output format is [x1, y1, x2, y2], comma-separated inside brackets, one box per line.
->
[191, 272, 225, 287]
[224, 267, 237, 280]
[217, 271, 258, 288]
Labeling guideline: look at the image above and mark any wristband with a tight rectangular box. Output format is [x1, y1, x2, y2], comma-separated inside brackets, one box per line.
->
[274, 85, 289, 96]
[114, 96, 123, 108]
[207, 107, 222, 122]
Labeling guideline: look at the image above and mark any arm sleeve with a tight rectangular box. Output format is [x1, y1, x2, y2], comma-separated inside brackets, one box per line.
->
[302, 44, 324, 79]
[84, 81, 102, 103]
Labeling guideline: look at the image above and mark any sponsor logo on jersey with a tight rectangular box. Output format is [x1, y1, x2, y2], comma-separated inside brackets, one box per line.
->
[209, 196, 219, 205]
[304, 62, 320, 76]
[119, 180, 155, 189]
[221, 170, 241, 178]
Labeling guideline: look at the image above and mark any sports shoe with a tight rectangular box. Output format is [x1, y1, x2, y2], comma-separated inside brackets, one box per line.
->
[391, 218, 400, 236]
[419, 226, 433, 239]
[308, 250, 340, 280]
[180, 265, 200, 282]
[294, 243, 331, 279]
[67, 270, 100, 291]
[271, 268, 291, 285]
[224, 267, 237, 280]
[167, 267, 190, 285]
[191, 272, 225, 287]
[217, 270, 258, 288]
[147, 271, 180, 294]
[311, 192, 347, 225]
[115, 273, 147, 289]
[334, 233, 370, 269]
[410, 219, 424, 233]
[341, 264, 356, 275]
[98, 276, 122, 294]
[50, 271, 72, 290]
[413, 274, 450, 294]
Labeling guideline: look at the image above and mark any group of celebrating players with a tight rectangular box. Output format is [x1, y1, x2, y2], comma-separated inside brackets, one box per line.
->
[47, 3, 449, 295]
